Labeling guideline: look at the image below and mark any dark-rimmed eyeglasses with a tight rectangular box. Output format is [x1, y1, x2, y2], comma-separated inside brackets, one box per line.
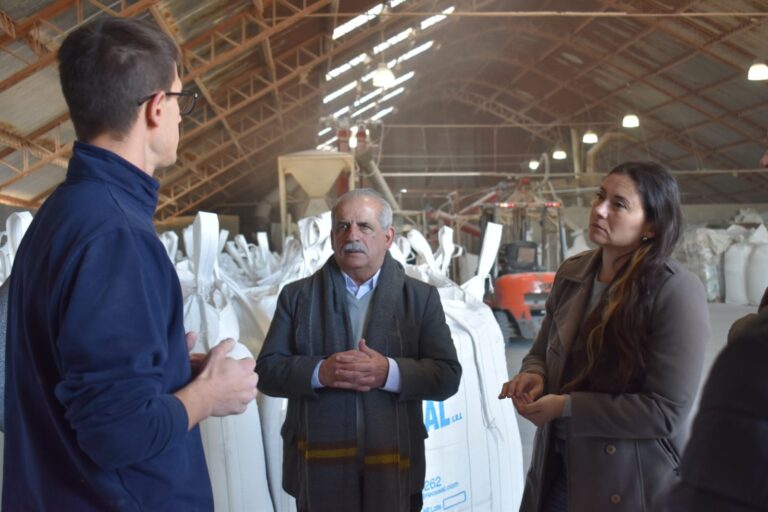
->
[137, 90, 198, 115]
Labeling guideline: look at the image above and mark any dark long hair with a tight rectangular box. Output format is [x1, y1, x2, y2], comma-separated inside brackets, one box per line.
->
[564, 161, 683, 393]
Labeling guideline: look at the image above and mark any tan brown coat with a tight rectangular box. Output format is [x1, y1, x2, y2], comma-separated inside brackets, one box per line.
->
[520, 249, 710, 512]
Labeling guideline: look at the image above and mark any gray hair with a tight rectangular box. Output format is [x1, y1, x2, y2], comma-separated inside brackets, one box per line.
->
[332, 188, 393, 230]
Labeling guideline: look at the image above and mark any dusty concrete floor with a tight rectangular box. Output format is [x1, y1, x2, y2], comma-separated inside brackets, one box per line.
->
[504, 302, 757, 474]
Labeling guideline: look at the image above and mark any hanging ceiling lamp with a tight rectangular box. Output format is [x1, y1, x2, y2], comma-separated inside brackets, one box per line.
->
[552, 146, 567, 160]
[582, 129, 598, 144]
[748, 61, 768, 81]
[622, 114, 640, 128]
[372, 62, 396, 88]
[528, 159, 540, 170]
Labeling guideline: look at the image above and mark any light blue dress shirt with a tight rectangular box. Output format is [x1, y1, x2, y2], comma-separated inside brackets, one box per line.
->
[310, 269, 402, 392]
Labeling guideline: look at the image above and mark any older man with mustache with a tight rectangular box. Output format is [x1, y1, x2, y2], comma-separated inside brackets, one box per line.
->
[256, 188, 462, 512]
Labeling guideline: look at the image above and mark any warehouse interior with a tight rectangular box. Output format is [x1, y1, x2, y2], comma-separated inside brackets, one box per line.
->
[0, 0, 767, 508]
[1, 1, 767, 230]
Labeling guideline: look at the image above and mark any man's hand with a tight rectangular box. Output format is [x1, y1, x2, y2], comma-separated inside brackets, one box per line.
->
[498, 372, 544, 404]
[514, 394, 566, 428]
[174, 338, 258, 429]
[318, 339, 389, 392]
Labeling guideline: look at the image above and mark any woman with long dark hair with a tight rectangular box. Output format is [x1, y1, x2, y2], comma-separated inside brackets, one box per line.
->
[499, 161, 710, 512]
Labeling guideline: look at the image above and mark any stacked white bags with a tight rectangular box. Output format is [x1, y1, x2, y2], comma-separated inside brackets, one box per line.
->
[177, 212, 273, 512]
[254, 214, 523, 511]
[724, 224, 768, 306]
[170, 211, 525, 511]
[408, 223, 524, 512]
[0, 211, 34, 285]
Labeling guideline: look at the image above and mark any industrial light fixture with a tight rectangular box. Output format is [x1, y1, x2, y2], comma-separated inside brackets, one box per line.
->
[528, 159, 540, 170]
[552, 147, 567, 160]
[622, 114, 640, 128]
[582, 129, 599, 144]
[372, 62, 396, 88]
[748, 61, 768, 81]
[400, 188, 408, 193]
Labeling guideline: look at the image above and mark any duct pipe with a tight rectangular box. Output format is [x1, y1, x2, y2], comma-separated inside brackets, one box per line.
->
[427, 209, 481, 237]
[585, 131, 636, 174]
[355, 149, 401, 210]
[570, 127, 582, 178]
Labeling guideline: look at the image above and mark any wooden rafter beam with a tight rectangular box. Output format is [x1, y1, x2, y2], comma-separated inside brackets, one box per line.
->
[471, 20, 758, 169]
[156, 81, 321, 218]
[253, 0, 285, 128]
[0, 112, 70, 161]
[0, 0, 158, 94]
[0, 193, 40, 209]
[179, 0, 332, 84]
[156, 0, 435, 188]
[0, 141, 72, 192]
[471, 1, 619, 116]
[0, 126, 69, 169]
[164, 120, 316, 220]
[149, 5, 246, 156]
[510, 1, 698, 120]
[0, 9, 16, 38]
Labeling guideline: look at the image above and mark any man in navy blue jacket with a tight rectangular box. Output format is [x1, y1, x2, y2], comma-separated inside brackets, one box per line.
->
[3, 17, 257, 511]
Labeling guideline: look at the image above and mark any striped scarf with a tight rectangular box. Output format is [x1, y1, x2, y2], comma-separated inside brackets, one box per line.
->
[288, 254, 413, 512]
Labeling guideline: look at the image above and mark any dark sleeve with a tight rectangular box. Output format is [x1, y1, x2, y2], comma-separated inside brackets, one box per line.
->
[395, 286, 462, 401]
[665, 328, 768, 511]
[53, 230, 188, 470]
[570, 269, 710, 438]
[255, 285, 324, 399]
[727, 286, 768, 344]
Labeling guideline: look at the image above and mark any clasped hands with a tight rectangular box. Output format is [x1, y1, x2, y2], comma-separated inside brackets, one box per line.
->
[319, 339, 389, 392]
[499, 372, 565, 427]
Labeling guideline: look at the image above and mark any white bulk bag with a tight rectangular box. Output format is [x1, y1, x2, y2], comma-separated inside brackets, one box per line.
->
[724, 243, 753, 305]
[406, 226, 523, 511]
[158, 231, 179, 263]
[747, 244, 768, 307]
[422, 293, 524, 512]
[181, 212, 273, 512]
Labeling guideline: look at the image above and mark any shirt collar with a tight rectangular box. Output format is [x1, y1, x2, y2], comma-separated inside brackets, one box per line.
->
[67, 141, 160, 218]
[342, 269, 381, 299]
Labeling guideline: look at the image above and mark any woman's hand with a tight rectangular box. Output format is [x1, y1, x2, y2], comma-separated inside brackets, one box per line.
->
[515, 394, 566, 427]
[499, 372, 545, 404]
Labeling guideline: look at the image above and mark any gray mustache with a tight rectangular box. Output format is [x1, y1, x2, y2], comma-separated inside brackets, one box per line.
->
[343, 242, 367, 254]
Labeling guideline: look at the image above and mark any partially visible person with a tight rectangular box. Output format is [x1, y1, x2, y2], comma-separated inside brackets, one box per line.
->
[3, 17, 257, 511]
[499, 161, 710, 512]
[663, 148, 768, 512]
[256, 188, 462, 512]
[662, 286, 768, 512]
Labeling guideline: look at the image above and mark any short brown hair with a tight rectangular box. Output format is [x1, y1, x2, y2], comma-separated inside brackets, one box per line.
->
[58, 17, 180, 142]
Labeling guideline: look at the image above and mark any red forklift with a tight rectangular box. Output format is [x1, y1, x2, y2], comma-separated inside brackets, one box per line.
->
[482, 201, 566, 341]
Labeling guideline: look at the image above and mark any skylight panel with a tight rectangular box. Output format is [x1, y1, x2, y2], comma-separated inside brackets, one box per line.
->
[323, 81, 358, 104]
[397, 40, 434, 63]
[333, 106, 350, 118]
[373, 28, 413, 54]
[325, 53, 368, 82]
[420, 6, 454, 30]
[371, 106, 394, 121]
[380, 86, 405, 102]
[333, 4, 384, 40]
[355, 89, 383, 106]
[352, 102, 378, 119]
